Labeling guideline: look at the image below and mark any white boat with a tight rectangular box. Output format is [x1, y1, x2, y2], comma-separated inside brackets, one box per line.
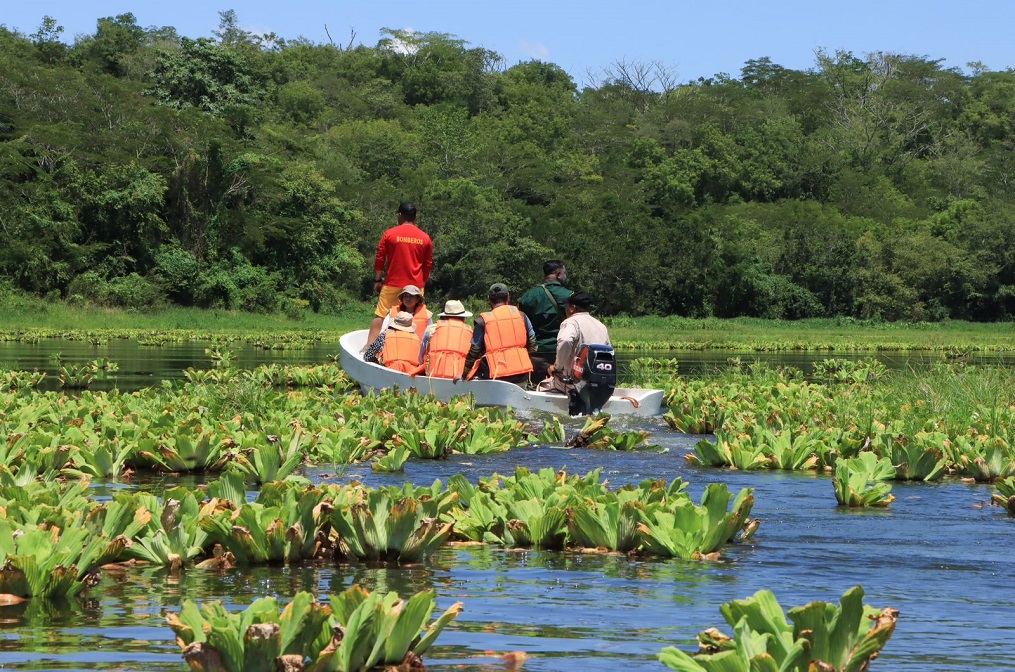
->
[339, 330, 664, 417]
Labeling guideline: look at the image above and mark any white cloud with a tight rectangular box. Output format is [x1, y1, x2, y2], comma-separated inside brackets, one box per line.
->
[518, 39, 550, 60]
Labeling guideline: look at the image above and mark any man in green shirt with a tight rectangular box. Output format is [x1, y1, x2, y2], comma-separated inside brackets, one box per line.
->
[518, 260, 572, 383]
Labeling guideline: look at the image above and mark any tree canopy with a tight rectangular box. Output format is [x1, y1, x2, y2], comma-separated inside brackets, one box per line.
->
[2, 13, 1015, 321]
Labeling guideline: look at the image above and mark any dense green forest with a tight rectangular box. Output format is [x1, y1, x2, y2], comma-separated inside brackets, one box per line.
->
[2, 11, 1015, 321]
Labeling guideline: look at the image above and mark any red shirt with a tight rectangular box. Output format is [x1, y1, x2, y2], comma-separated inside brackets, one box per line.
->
[375, 222, 433, 289]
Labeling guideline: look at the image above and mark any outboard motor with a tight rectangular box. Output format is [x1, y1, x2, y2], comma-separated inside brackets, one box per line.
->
[568, 344, 617, 415]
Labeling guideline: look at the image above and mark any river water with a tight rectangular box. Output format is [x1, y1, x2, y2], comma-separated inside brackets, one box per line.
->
[1, 421, 1012, 671]
[1, 342, 1013, 670]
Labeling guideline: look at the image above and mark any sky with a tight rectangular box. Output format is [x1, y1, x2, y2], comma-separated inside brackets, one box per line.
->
[3, 0, 1013, 84]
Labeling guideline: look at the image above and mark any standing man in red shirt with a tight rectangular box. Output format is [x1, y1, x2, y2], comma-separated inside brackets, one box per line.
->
[365, 202, 434, 350]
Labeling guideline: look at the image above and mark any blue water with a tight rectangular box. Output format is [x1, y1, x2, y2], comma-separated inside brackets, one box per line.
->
[1, 419, 1012, 671]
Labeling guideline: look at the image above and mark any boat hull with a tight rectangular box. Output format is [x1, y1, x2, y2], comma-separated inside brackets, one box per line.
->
[339, 330, 663, 417]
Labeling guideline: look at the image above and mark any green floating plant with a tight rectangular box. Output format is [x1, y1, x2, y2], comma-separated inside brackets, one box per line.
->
[166, 586, 463, 672]
[833, 452, 895, 507]
[689, 425, 770, 471]
[329, 488, 455, 563]
[992, 476, 1015, 515]
[167, 591, 332, 672]
[635, 484, 756, 560]
[0, 521, 125, 599]
[567, 494, 644, 553]
[316, 586, 462, 672]
[659, 585, 899, 672]
[128, 487, 208, 570]
[371, 445, 411, 473]
[61, 439, 135, 480]
[227, 427, 307, 484]
[134, 428, 230, 473]
[200, 475, 324, 565]
[947, 434, 1015, 482]
[879, 431, 947, 482]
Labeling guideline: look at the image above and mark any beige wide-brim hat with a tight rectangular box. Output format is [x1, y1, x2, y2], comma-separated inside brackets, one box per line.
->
[399, 284, 422, 297]
[390, 311, 416, 332]
[439, 299, 472, 318]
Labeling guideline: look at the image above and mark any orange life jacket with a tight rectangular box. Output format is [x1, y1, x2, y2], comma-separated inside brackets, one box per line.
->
[479, 305, 533, 378]
[381, 330, 421, 373]
[427, 320, 473, 379]
[388, 305, 432, 340]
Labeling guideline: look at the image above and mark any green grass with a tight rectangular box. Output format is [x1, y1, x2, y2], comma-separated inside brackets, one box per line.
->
[606, 315, 1015, 351]
[0, 293, 369, 334]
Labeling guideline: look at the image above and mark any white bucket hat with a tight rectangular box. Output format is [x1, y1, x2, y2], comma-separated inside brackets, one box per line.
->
[439, 299, 472, 318]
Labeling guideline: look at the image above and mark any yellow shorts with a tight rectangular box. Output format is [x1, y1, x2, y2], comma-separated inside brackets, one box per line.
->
[374, 285, 425, 318]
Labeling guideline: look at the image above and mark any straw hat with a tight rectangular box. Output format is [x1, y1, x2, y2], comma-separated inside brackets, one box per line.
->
[390, 311, 416, 332]
[439, 299, 472, 318]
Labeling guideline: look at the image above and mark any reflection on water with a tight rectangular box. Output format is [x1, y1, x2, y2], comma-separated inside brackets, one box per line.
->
[2, 445, 1012, 671]
[2, 337, 1010, 392]
[0, 339, 343, 392]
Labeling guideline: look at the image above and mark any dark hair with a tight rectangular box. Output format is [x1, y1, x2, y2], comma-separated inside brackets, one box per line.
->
[543, 260, 565, 277]
[398, 202, 417, 221]
[565, 291, 592, 310]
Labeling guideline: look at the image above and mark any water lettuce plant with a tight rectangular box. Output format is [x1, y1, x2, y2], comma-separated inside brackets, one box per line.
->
[947, 434, 1015, 482]
[61, 440, 135, 480]
[448, 468, 756, 558]
[833, 453, 896, 507]
[199, 475, 323, 565]
[227, 427, 307, 484]
[0, 369, 46, 391]
[390, 420, 459, 459]
[659, 585, 899, 672]
[134, 428, 230, 473]
[167, 586, 462, 672]
[371, 445, 411, 472]
[329, 487, 456, 563]
[992, 477, 1015, 515]
[689, 427, 770, 471]
[167, 590, 333, 672]
[566, 495, 643, 552]
[636, 484, 756, 560]
[0, 521, 125, 599]
[317, 585, 463, 672]
[128, 488, 209, 569]
[881, 431, 947, 481]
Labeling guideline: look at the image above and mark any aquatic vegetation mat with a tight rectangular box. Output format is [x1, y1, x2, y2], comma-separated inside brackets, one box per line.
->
[659, 585, 899, 672]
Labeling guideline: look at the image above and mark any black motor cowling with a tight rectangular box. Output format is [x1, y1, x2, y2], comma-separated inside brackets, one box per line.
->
[568, 344, 616, 415]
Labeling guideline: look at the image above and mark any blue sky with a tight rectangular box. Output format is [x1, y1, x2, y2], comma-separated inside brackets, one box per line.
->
[4, 0, 1012, 83]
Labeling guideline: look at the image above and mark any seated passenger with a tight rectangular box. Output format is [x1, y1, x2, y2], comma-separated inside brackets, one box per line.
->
[383, 284, 432, 340]
[418, 299, 473, 379]
[538, 291, 611, 393]
[463, 282, 536, 386]
[364, 311, 421, 373]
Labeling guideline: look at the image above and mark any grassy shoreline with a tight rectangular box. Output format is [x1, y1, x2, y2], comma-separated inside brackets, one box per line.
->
[0, 294, 366, 334]
[608, 315, 1015, 351]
